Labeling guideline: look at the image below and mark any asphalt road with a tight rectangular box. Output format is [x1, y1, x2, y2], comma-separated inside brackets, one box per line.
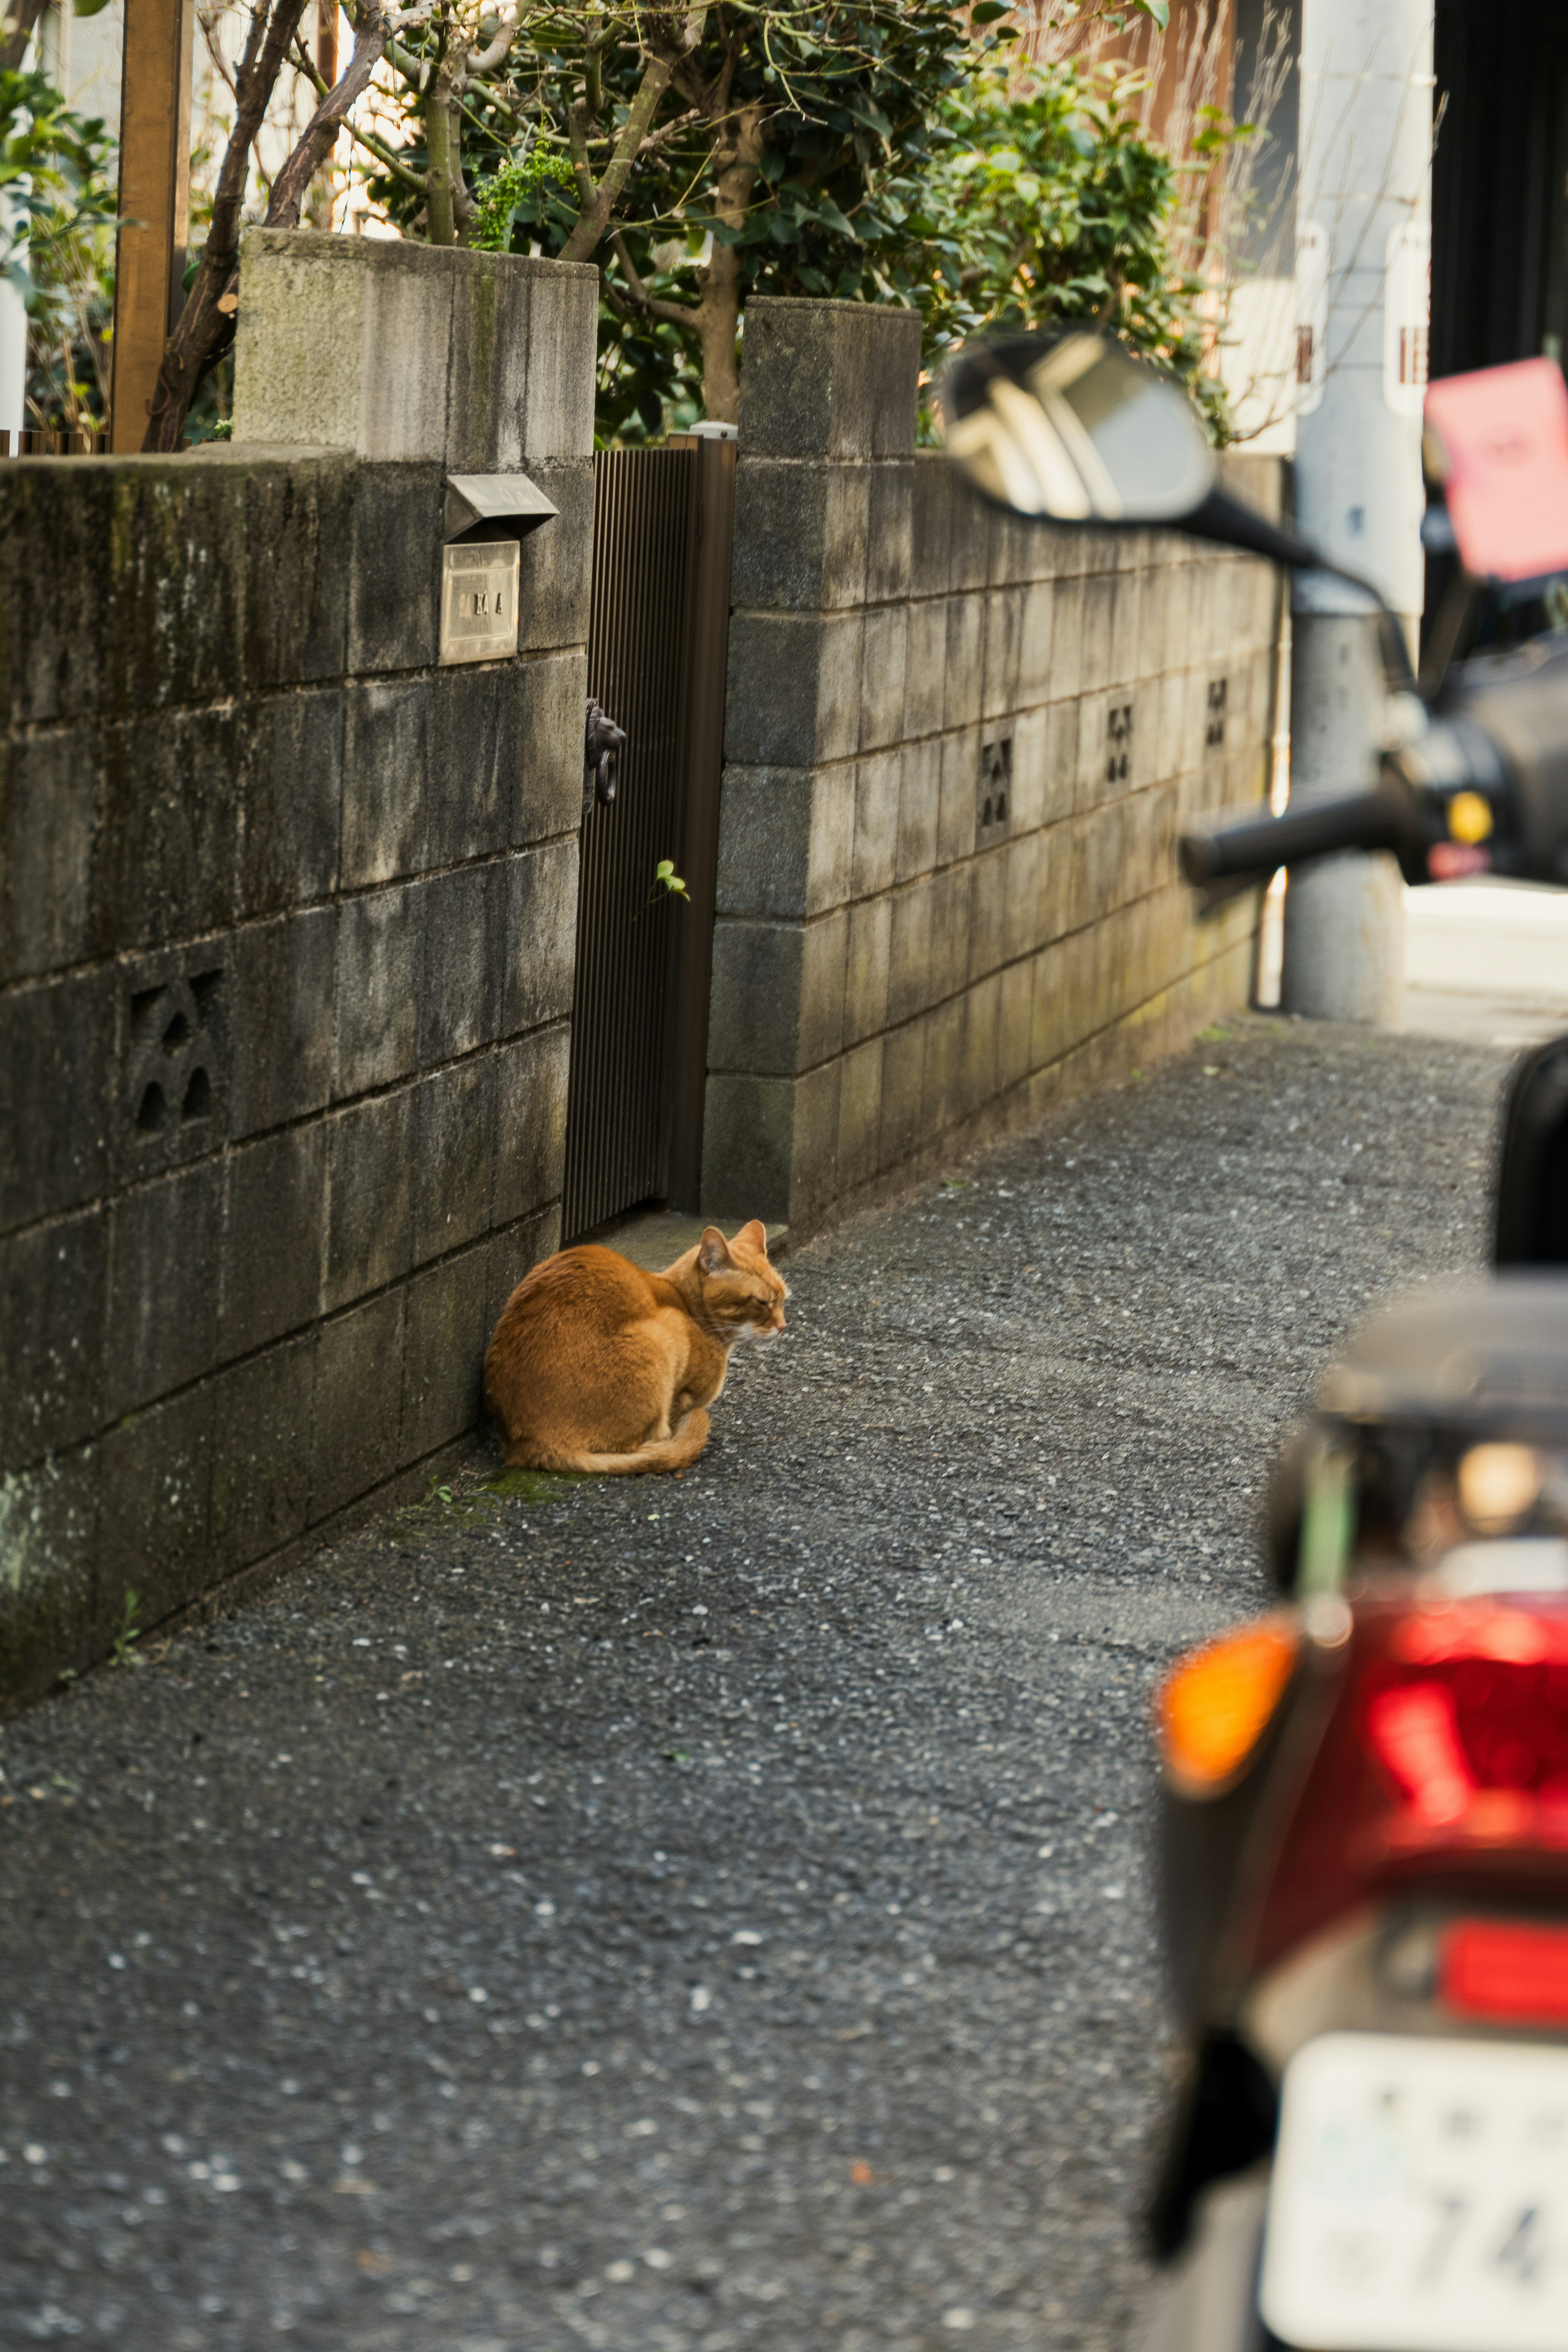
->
[0, 1016, 1506, 2352]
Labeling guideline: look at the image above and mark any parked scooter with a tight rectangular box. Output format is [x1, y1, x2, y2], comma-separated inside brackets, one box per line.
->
[942, 333, 1568, 2350]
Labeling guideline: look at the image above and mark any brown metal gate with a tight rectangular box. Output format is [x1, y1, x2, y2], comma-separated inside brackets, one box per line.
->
[561, 432, 736, 1243]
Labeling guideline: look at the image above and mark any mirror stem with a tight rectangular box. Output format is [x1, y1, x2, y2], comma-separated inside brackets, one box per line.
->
[1184, 489, 1417, 696]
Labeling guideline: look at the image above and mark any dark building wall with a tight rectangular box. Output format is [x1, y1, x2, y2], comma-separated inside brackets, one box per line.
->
[0, 241, 598, 1708]
[1432, 0, 1568, 379]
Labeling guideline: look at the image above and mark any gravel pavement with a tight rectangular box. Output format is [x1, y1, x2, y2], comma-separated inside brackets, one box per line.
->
[0, 1015, 1507, 2352]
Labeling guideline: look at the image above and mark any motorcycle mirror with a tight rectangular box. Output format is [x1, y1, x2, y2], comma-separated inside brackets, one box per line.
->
[939, 328, 1417, 694]
[939, 330, 1216, 524]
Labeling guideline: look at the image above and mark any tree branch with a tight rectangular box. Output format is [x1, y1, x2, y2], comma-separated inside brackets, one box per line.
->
[558, 3, 709, 264]
[609, 226, 699, 326]
[266, 0, 393, 225]
[143, 0, 309, 450]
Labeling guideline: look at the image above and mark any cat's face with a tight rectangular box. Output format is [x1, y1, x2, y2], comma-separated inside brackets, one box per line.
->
[696, 1221, 789, 1340]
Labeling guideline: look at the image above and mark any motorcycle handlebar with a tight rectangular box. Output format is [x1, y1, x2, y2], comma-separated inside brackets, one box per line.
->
[1177, 787, 1409, 889]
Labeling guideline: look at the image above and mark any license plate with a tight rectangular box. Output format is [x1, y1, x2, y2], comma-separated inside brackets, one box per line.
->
[1259, 2031, 1568, 2351]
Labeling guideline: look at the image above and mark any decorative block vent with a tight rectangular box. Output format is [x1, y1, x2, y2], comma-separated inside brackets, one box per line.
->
[1106, 702, 1133, 786]
[1206, 677, 1228, 748]
[126, 969, 226, 1154]
[978, 736, 1013, 837]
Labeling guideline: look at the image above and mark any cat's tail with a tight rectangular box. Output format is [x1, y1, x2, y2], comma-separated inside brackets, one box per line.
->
[507, 1408, 711, 1477]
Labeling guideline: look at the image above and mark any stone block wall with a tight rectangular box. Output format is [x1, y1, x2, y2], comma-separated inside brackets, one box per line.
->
[0, 236, 597, 1706]
[702, 298, 1282, 1228]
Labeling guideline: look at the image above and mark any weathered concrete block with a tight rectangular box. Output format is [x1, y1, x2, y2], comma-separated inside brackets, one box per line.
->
[1017, 579, 1057, 708]
[724, 612, 864, 768]
[878, 1018, 925, 1172]
[969, 841, 1007, 981]
[219, 1122, 327, 1357]
[911, 455, 955, 596]
[240, 690, 344, 918]
[0, 1448, 101, 1703]
[412, 1056, 497, 1263]
[1009, 705, 1049, 834]
[837, 1035, 884, 1193]
[715, 766, 853, 922]
[938, 731, 980, 869]
[228, 909, 336, 1140]
[242, 455, 354, 688]
[943, 597, 985, 731]
[921, 995, 966, 1136]
[101, 705, 243, 953]
[105, 1163, 220, 1417]
[1004, 830, 1042, 966]
[947, 473, 993, 596]
[493, 1022, 570, 1226]
[998, 956, 1033, 1093]
[961, 973, 1001, 1119]
[1030, 937, 1068, 1069]
[866, 461, 913, 604]
[851, 750, 901, 901]
[700, 1074, 793, 1224]
[341, 676, 432, 889]
[346, 463, 444, 676]
[401, 1242, 490, 1460]
[902, 599, 947, 742]
[334, 886, 421, 1099]
[930, 862, 973, 1001]
[511, 649, 588, 846]
[502, 841, 578, 1035]
[859, 604, 909, 753]
[324, 1086, 415, 1312]
[312, 1288, 405, 1518]
[896, 736, 941, 882]
[97, 1382, 214, 1632]
[0, 1209, 108, 1462]
[426, 665, 508, 869]
[416, 863, 507, 1065]
[707, 911, 846, 1076]
[731, 461, 870, 611]
[886, 875, 934, 1028]
[1, 971, 107, 1229]
[844, 894, 891, 1047]
[516, 459, 595, 653]
[1049, 575, 1085, 701]
[737, 298, 920, 461]
[235, 232, 599, 466]
[209, 1334, 315, 1570]
[0, 727, 102, 984]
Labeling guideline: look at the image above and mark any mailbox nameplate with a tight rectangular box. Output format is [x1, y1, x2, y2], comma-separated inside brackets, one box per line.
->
[439, 540, 521, 666]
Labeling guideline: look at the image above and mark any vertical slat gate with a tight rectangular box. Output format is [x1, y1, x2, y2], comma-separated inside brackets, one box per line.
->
[563, 436, 736, 1243]
[564, 444, 738, 1251]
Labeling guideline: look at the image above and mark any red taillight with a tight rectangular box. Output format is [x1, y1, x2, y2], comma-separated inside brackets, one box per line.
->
[1360, 1605, 1568, 1851]
[1245, 1595, 1568, 1977]
[1442, 1920, 1568, 2024]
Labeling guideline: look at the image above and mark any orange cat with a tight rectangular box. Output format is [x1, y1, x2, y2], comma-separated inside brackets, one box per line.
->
[483, 1221, 788, 1474]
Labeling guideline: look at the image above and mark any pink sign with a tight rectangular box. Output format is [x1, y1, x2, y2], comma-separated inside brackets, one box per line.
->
[1425, 357, 1568, 585]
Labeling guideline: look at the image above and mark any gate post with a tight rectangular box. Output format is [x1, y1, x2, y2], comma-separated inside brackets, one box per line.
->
[702, 298, 921, 1229]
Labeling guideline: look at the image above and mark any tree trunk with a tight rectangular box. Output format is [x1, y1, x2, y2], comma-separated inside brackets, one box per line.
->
[142, 0, 307, 450]
[425, 72, 459, 245]
[692, 103, 763, 424]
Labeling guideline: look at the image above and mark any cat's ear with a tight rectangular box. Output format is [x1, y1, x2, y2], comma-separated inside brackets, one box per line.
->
[697, 1226, 734, 1275]
[736, 1219, 768, 1254]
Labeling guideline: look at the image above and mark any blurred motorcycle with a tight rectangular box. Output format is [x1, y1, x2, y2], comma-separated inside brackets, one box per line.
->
[942, 333, 1568, 2350]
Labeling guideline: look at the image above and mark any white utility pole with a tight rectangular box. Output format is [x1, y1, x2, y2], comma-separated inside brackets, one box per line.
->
[1283, 0, 1434, 1024]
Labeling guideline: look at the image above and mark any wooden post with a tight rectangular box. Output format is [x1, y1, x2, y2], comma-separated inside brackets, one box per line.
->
[109, 0, 195, 452]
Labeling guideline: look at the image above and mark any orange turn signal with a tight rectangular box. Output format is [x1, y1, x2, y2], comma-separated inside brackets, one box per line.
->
[1157, 1617, 1299, 1794]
